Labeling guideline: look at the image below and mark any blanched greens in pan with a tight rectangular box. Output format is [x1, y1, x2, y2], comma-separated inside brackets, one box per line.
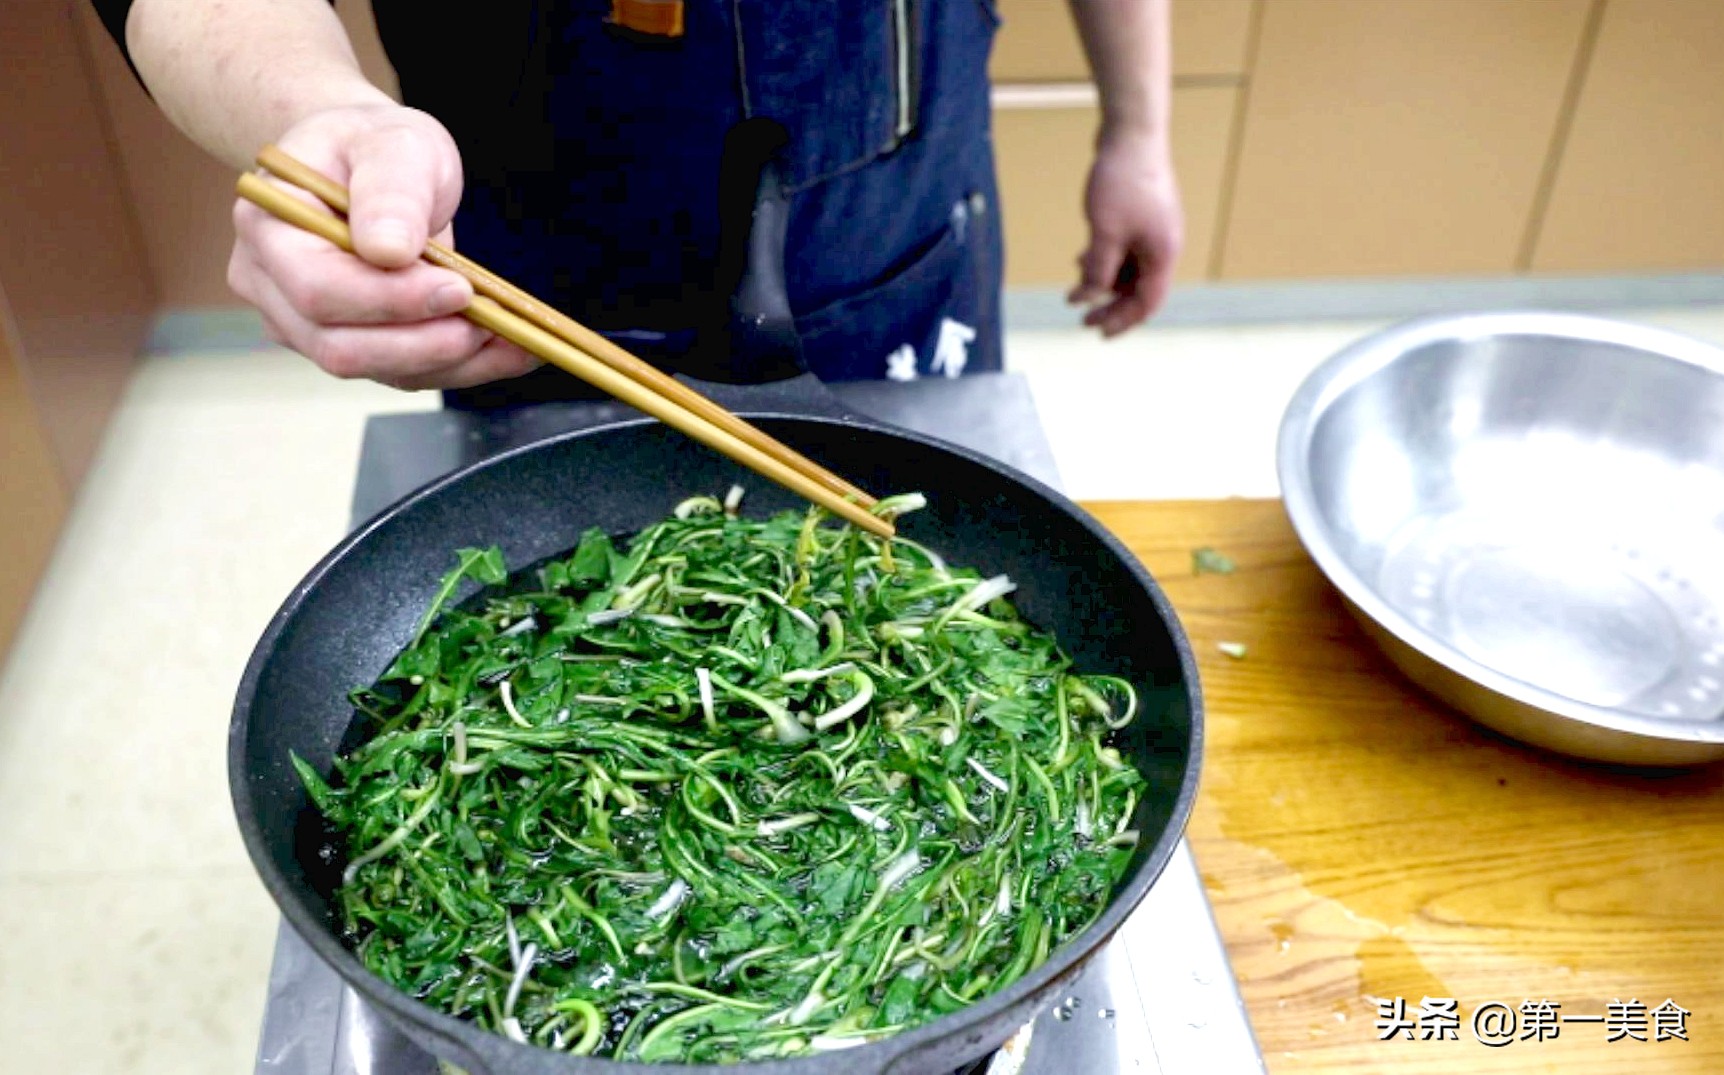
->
[294, 492, 1148, 1062]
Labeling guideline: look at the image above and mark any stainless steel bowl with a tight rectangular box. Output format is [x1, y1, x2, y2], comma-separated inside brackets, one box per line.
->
[1278, 311, 1724, 765]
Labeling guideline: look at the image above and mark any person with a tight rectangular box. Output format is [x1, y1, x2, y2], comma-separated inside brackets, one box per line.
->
[95, 0, 1182, 408]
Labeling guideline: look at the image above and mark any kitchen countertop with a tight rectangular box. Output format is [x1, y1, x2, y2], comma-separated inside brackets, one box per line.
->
[1083, 498, 1724, 1074]
[13, 313, 1724, 1075]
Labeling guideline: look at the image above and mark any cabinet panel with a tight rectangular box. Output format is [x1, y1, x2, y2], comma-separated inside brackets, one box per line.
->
[1532, 0, 1724, 272]
[995, 85, 1238, 287]
[1219, 0, 1591, 279]
[0, 317, 69, 660]
[1171, 0, 1256, 79]
[79, 0, 401, 309]
[0, 2, 153, 488]
[992, 0, 1255, 84]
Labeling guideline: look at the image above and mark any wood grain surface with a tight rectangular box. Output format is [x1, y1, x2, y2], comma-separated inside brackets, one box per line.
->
[990, 0, 1255, 84]
[1217, 0, 1592, 279]
[1530, 0, 1724, 272]
[994, 85, 1237, 287]
[1084, 499, 1724, 1074]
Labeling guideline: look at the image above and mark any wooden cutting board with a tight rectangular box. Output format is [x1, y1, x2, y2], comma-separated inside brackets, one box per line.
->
[1083, 499, 1724, 1074]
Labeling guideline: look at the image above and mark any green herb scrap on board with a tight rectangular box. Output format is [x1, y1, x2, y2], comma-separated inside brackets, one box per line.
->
[294, 489, 1149, 1062]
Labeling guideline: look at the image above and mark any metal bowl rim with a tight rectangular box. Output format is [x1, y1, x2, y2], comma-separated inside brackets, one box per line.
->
[1277, 309, 1724, 749]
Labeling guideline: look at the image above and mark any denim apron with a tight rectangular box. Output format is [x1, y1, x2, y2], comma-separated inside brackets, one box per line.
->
[372, 0, 1004, 409]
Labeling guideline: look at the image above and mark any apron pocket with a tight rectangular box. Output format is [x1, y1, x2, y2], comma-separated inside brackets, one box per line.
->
[796, 202, 975, 382]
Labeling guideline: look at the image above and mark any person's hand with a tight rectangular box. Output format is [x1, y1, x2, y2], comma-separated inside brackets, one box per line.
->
[1067, 128, 1184, 337]
[228, 105, 537, 390]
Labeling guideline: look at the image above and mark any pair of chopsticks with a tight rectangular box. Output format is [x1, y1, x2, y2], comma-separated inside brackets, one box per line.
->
[235, 146, 893, 539]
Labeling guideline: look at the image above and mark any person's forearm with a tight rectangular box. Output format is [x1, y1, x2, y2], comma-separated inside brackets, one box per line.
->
[1066, 0, 1171, 145]
[126, 0, 393, 169]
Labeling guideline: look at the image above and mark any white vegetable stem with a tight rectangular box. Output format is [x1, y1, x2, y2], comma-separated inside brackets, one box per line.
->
[696, 667, 715, 727]
[871, 492, 927, 519]
[757, 812, 821, 837]
[645, 878, 689, 921]
[813, 670, 875, 731]
[966, 756, 1010, 793]
[504, 942, 538, 1019]
[780, 661, 855, 684]
[673, 495, 723, 518]
[847, 803, 892, 832]
[938, 574, 1016, 627]
[448, 721, 483, 775]
[710, 670, 808, 744]
[880, 849, 922, 891]
[340, 780, 442, 886]
[500, 679, 531, 728]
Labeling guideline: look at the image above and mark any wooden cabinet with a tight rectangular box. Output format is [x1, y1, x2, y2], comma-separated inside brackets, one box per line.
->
[0, 326, 71, 659]
[1531, 0, 1724, 272]
[993, 0, 1724, 284]
[991, 0, 1251, 286]
[0, 2, 153, 656]
[994, 85, 1239, 287]
[0, 2, 154, 489]
[1167, 0, 1256, 80]
[991, 0, 1255, 83]
[1216, 0, 1593, 279]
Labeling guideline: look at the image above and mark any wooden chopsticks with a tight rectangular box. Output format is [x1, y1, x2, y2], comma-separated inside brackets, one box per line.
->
[236, 148, 892, 539]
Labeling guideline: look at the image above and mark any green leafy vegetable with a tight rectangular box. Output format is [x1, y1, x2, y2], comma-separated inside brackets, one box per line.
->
[1191, 546, 1236, 576]
[409, 546, 508, 646]
[298, 494, 1150, 1062]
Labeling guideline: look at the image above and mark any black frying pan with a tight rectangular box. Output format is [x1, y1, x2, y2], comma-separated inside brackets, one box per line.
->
[228, 373, 1202, 1075]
